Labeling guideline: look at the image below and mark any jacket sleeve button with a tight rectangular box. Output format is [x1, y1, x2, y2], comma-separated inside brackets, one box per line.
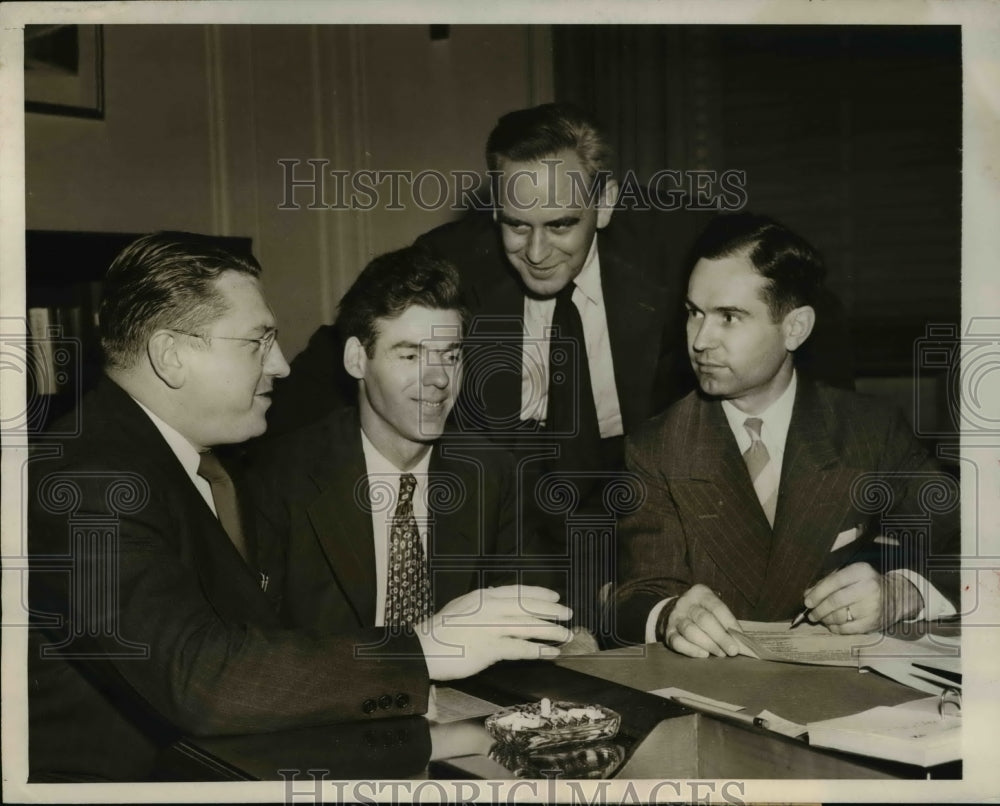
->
[395, 692, 410, 709]
[362, 698, 377, 714]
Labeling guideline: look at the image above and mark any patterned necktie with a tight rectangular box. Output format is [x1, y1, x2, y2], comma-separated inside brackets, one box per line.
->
[197, 450, 248, 561]
[385, 473, 433, 629]
[742, 417, 779, 527]
[546, 282, 601, 468]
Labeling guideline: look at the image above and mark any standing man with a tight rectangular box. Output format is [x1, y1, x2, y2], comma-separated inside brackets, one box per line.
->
[613, 214, 959, 654]
[251, 245, 565, 633]
[28, 233, 568, 782]
[267, 103, 712, 447]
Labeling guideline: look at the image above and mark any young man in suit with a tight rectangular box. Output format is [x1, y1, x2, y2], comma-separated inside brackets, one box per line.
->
[250, 244, 572, 650]
[27, 233, 568, 782]
[613, 214, 959, 656]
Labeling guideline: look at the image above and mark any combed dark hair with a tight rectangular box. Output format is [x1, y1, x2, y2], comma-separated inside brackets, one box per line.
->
[485, 103, 615, 194]
[690, 213, 827, 320]
[336, 245, 467, 357]
[99, 231, 261, 370]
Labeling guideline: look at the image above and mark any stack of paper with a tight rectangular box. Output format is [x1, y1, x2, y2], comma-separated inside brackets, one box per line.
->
[730, 620, 881, 667]
[807, 696, 960, 767]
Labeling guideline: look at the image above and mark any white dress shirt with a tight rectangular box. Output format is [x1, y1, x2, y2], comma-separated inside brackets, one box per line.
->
[132, 397, 216, 516]
[520, 235, 624, 439]
[361, 432, 433, 628]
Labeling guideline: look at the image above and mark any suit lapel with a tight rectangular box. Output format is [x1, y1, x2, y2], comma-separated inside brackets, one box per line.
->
[304, 414, 378, 626]
[426, 444, 481, 608]
[677, 398, 774, 608]
[460, 267, 524, 430]
[758, 381, 856, 618]
[599, 243, 666, 431]
[96, 380, 276, 621]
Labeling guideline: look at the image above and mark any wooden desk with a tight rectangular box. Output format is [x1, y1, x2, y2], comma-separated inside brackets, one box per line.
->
[159, 645, 959, 781]
[558, 643, 922, 723]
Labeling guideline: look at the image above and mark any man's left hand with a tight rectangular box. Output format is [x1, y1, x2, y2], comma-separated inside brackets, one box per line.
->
[803, 562, 924, 634]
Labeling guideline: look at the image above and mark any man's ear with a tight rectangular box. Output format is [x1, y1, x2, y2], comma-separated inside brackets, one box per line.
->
[147, 330, 186, 389]
[596, 177, 619, 230]
[782, 305, 816, 352]
[343, 336, 367, 380]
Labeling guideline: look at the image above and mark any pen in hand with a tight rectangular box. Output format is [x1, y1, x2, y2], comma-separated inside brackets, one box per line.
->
[789, 522, 868, 630]
[789, 608, 809, 629]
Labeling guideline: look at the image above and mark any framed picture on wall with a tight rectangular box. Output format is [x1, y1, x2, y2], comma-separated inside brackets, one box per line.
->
[25, 24, 104, 119]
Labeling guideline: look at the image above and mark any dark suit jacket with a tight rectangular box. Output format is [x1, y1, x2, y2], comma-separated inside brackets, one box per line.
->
[250, 408, 536, 632]
[613, 380, 960, 645]
[28, 379, 428, 782]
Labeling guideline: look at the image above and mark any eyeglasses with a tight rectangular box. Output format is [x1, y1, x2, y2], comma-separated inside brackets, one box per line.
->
[171, 328, 278, 364]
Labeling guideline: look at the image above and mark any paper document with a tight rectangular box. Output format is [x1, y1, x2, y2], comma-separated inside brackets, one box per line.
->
[857, 634, 960, 694]
[807, 696, 960, 766]
[425, 686, 499, 724]
[731, 620, 881, 667]
[757, 709, 807, 738]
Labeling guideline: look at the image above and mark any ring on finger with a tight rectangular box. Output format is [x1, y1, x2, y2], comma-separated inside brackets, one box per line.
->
[845, 605, 854, 622]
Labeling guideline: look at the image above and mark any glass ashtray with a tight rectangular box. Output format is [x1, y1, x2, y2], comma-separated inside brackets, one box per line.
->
[484, 698, 621, 751]
[489, 740, 626, 779]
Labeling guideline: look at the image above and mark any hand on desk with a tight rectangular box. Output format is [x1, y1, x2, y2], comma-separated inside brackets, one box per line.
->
[802, 562, 925, 633]
[664, 584, 742, 658]
[416, 585, 573, 681]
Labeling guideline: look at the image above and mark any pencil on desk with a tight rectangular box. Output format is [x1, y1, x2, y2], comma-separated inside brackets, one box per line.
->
[671, 695, 769, 729]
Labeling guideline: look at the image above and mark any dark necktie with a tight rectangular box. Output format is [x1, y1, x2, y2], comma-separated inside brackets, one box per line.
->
[384, 473, 433, 629]
[742, 417, 778, 527]
[546, 282, 601, 468]
[197, 450, 248, 561]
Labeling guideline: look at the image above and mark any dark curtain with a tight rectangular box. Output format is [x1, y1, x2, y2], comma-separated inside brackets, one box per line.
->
[553, 25, 961, 378]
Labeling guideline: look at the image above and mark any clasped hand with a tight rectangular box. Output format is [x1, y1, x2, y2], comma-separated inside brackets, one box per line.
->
[416, 585, 572, 681]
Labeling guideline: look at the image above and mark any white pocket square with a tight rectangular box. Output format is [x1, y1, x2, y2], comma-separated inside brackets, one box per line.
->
[831, 527, 861, 552]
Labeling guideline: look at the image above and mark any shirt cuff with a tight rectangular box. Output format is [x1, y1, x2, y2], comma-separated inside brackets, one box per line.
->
[886, 568, 957, 621]
[645, 597, 678, 644]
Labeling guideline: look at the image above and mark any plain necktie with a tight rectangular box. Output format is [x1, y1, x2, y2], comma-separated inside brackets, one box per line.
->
[197, 450, 248, 561]
[384, 473, 433, 629]
[742, 417, 779, 527]
[546, 282, 601, 467]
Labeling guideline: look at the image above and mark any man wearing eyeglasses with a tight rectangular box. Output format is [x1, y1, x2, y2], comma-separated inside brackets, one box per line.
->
[26, 232, 561, 782]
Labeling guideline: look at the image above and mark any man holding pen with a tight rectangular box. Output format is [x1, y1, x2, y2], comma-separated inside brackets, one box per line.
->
[613, 214, 959, 656]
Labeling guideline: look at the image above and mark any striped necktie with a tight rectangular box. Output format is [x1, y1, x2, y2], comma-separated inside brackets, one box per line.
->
[742, 417, 779, 527]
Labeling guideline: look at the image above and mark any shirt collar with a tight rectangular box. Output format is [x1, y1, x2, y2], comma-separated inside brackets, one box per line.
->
[721, 370, 798, 454]
[572, 234, 602, 306]
[360, 430, 434, 478]
[130, 396, 204, 477]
